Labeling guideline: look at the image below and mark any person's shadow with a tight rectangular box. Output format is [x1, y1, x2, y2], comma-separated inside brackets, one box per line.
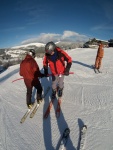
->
[31, 68, 86, 150]
[40, 68, 56, 150]
[40, 69, 76, 150]
[0, 68, 19, 83]
[72, 60, 93, 69]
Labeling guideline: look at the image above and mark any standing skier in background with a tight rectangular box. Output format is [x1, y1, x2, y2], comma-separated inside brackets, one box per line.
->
[20, 49, 45, 109]
[94, 41, 104, 72]
[43, 41, 72, 99]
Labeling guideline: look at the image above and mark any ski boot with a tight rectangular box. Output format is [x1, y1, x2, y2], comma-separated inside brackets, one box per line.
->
[37, 94, 42, 104]
[58, 88, 63, 97]
[28, 104, 34, 109]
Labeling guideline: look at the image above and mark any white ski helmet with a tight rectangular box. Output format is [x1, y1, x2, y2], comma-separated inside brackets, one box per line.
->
[45, 42, 56, 54]
[29, 49, 36, 57]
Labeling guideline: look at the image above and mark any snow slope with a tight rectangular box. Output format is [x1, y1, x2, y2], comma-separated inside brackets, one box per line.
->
[0, 48, 113, 150]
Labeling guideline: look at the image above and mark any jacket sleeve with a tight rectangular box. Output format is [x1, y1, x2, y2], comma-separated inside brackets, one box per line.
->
[61, 50, 72, 71]
[32, 59, 42, 78]
[43, 56, 48, 75]
[97, 44, 104, 58]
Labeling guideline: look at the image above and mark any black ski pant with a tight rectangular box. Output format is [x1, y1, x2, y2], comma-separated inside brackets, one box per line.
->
[24, 78, 42, 107]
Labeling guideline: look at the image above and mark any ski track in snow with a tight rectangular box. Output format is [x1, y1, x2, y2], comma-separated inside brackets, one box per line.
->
[0, 48, 113, 150]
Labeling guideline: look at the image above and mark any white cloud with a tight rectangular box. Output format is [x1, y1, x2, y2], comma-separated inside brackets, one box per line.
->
[21, 30, 89, 45]
[37, 33, 61, 42]
[62, 31, 79, 38]
[21, 33, 61, 44]
[61, 30, 88, 41]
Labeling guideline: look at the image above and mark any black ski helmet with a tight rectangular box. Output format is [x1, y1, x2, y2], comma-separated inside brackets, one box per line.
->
[45, 42, 56, 54]
[29, 49, 36, 57]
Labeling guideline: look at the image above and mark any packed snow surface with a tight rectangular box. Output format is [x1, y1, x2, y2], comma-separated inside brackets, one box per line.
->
[0, 48, 113, 150]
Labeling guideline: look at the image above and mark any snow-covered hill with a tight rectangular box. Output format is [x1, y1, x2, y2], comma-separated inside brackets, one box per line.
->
[11, 42, 45, 49]
[1, 42, 45, 58]
[0, 48, 113, 150]
[5, 49, 27, 58]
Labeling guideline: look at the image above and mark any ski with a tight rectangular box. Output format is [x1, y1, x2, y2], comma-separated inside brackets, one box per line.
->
[20, 86, 50, 123]
[56, 97, 62, 118]
[44, 87, 63, 119]
[92, 65, 102, 74]
[94, 68, 99, 74]
[94, 68, 102, 74]
[29, 103, 40, 118]
[58, 128, 70, 150]
[30, 86, 50, 118]
[20, 108, 32, 123]
[92, 65, 99, 74]
[79, 125, 87, 150]
[97, 69, 102, 73]
[43, 98, 55, 119]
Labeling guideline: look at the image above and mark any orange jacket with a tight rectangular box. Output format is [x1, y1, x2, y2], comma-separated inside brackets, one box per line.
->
[20, 54, 42, 80]
[97, 43, 104, 58]
[43, 47, 72, 75]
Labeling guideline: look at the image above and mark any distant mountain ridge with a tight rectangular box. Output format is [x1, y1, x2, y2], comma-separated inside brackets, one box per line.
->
[0, 41, 84, 57]
[10, 41, 84, 50]
[11, 42, 45, 49]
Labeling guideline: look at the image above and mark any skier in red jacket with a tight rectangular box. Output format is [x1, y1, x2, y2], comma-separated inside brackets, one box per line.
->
[20, 49, 45, 109]
[43, 42, 72, 99]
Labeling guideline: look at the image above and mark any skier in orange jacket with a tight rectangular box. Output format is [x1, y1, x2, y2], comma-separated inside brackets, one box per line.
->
[94, 41, 104, 71]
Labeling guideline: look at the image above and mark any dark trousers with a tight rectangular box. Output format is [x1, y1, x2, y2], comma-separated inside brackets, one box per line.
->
[24, 78, 42, 106]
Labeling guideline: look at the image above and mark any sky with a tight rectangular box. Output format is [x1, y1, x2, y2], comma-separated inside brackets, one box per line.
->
[0, 47, 113, 150]
[0, 0, 113, 48]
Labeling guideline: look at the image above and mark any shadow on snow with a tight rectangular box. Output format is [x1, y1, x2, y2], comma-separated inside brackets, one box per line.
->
[72, 60, 93, 69]
[0, 68, 19, 83]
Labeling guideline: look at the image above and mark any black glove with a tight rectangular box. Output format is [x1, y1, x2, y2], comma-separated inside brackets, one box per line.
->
[40, 73, 45, 78]
[64, 62, 72, 76]
[64, 70, 69, 76]
[44, 67, 48, 76]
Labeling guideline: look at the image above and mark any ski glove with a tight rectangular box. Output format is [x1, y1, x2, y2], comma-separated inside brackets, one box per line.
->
[64, 62, 72, 76]
[40, 73, 45, 78]
[44, 67, 48, 77]
[64, 70, 69, 76]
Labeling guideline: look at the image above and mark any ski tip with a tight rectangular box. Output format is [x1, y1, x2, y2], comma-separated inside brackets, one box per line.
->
[81, 125, 87, 132]
[20, 120, 24, 124]
[83, 125, 87, 128]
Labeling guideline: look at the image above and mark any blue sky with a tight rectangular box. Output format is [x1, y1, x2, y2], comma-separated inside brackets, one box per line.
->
[0, 0, 113, 48]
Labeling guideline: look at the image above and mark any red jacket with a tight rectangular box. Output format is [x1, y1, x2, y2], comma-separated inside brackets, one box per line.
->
[20, 54, 41, 80]
[43, 47, 72, 75]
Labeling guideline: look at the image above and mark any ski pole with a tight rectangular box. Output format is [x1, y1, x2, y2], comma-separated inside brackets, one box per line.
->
[12, 78, 23, 83]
